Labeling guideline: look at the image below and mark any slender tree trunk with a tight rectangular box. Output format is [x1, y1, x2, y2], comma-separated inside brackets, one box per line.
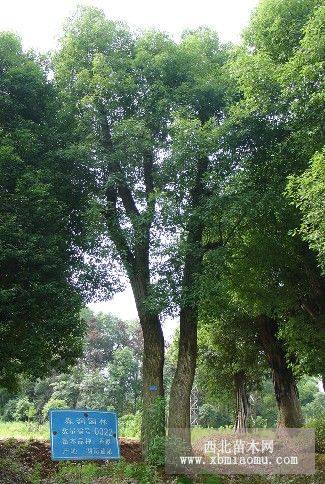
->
[234, 371, 250, 432]
[257, 316, 304, 428]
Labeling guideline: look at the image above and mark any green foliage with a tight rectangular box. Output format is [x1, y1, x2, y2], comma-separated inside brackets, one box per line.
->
[287, 148, 325, 273]
[298, 376, 320, 406]
[145, 397, 166, 465]
[119, 412, 142, 439]
[0, 32, 92, 389]
[244, 0, 320, 62]
[42, 398, 67, 422]
[13, 398, 36, 422]
[147, 435, 166, 466]
[0, 310, 143, 425]
[198, 404, 232, 429]
[304, 393, 325, 420]
[308, 417, 325, 453]
[112, 460, 158, 483]
[0, 0, 324, 455]
[2, 399, 19, 422]
[251, 380, 278, 427]
[54, 462, 101, 484]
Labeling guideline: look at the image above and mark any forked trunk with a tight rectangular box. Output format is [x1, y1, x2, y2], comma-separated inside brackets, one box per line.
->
[258, 316, 304, 428]
[234, 371, 250, 432]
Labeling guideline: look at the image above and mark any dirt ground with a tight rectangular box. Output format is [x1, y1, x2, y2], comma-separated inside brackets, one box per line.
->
[0, 439, 324, 483]
[0, 438, 142, 483]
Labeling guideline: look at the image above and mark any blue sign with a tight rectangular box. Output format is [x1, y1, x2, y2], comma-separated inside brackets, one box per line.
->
[50, 409, 120, 461]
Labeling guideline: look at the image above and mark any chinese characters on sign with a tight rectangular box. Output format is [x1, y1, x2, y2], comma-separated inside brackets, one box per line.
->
[50, 409, 120, 461]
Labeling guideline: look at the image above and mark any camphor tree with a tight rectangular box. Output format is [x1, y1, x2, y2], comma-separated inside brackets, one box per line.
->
[54, 7, 235, 451]
[53, 7, 192, 454]
[0, 32, 95, 388]
[196, 0, 325, 427]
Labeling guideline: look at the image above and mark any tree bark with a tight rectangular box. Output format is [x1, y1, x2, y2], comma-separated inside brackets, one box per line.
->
[234, 371, 250, 432]
[139, 313, 165, 456]
[103, 163, 165, 457]
[168, 307, 198, 444]
[257, 316, 304, 428]
[168, 156, 209, 444]
[130, 262, 165, 456]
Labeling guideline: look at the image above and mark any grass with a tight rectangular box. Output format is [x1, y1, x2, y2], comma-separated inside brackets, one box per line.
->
[0, 421, 49, 440]
[0, 422, 324, 483]
[0, 428, 324, 483]
[0, 421, 221, 443]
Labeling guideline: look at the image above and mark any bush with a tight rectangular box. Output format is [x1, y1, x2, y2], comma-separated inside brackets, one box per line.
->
[147, 435, 165, 466]
[2, 399, 18, 422]
[42, 398, 67, 422]
[119, 412, 141, 439]
[55, 462, 100, 484]
[112, 461, 158, 483]
[252, 415, 268, 428]
[307, 417, 325, 453]
[13, 398, 36, 422]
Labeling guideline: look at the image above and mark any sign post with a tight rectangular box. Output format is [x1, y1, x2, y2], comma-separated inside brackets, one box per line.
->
[49, 409, 120, 461]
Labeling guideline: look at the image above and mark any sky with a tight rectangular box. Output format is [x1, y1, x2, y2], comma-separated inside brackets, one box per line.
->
[1, 0, 259, 51]
[1, 0, 259, 338]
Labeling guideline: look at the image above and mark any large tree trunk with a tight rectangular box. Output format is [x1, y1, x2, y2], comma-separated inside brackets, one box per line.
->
[140, 313, 165, 456]
[167, 156, 208, 445]
[234, 371, 250, 432]
[257, 316, 304, 428]
[131, 273, 165, 458]
[168, 307, 197, 444]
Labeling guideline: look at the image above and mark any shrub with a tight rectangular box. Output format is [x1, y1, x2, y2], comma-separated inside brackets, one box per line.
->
[147, 435, 165, 466]
[307, 417, 325, 453]
[42, 398, 67, 422]
[55, 462, 100, 484]
[13, 398, 36, 422]
[2, 399, 18, 422]
[112, 460, 158, 483]
[119, 412, 141, 439]
[251, 415, 268, 428]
